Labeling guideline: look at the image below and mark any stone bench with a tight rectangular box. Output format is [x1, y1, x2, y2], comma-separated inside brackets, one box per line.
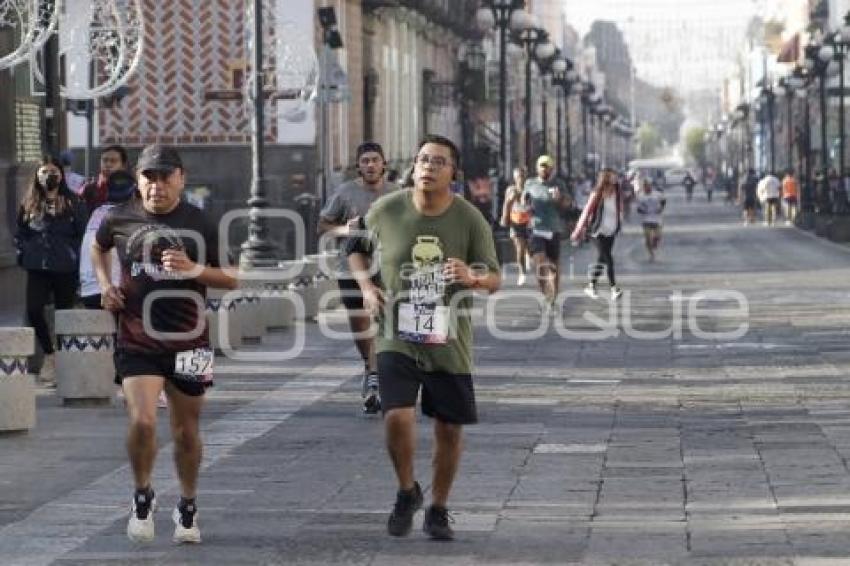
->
[0, 327, 36, 431]
[54, 310, 116, 404]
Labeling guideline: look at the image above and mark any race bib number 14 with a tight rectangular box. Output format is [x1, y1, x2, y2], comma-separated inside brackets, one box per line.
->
[397, 303, 450, 345]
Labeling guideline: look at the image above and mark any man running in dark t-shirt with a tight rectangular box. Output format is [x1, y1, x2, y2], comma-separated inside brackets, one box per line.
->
[92, 144, 237, 545]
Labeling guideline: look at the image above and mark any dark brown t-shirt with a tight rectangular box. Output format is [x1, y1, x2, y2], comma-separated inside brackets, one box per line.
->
[95, 197, 219, 353]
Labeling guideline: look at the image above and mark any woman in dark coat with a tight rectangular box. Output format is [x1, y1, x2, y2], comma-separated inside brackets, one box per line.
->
[14, 155, 88, 383]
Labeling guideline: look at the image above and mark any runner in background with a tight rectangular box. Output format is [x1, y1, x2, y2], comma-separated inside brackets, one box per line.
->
[500, 166, 532, 285]
[318, 141, 396, 415]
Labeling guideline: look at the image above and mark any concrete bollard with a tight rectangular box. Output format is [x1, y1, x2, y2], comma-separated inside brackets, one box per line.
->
[308, 253, 339, 310]
[0, 327, 36, 431]
[206, 291, 242, 354]
[260, 283, 296, 331]
[295, 258, 320, 320]
[237, 288, 265, 343]
[288, 277, 314, 321]
[54, 310, 116, 404]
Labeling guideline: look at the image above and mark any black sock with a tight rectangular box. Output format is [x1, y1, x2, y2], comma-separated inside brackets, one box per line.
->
[178, 497, 196, 528]
[133, 486, 154, 519]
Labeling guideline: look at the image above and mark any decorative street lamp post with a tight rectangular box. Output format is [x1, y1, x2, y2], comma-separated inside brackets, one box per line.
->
[774, 78, 794, 173]
[552, 56, 578, 178]
[824, 16, 850, 184]
[806, 41, 831, 212]
[787, 66, 811, 198]
[241, 0, 276, 269]
[734, 102, 750, 174]
[760, 83, 776, 173]
[476, 0, 524, 183]
[511, 12, 554, 171]
[589, 99, 602, 173]
[580, 82, 595, 174]
[535, 47, 559, 158]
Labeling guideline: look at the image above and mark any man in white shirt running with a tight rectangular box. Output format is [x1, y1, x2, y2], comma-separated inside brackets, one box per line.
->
[757, 172, 781, 226]
[635, 178, 666, 262]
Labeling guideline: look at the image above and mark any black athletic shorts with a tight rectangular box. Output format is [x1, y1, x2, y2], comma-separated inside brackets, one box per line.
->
[337, 278, 365, 311]
[509, 223, 529, 239]
[529, 234, 561, 263]
[114, 348, 212, 397]
[377, 351, 477, 425]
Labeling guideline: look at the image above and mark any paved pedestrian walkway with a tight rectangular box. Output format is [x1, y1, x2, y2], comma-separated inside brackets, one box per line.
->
[4, 185, 850, 564]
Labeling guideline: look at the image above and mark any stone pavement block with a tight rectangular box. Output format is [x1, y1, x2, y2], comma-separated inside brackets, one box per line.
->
[686, 497, 777, 513]
[677, 559, 795, 566]
[586, 531, 687, 561]
[689, 532, 794, 559]
[794, 558, 850, 566]
[371, 554, 481, 566]
[482, 518, 588, 563]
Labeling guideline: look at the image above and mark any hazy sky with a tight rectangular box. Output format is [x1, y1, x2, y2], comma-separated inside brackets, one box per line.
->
[563, 0, 777, 92]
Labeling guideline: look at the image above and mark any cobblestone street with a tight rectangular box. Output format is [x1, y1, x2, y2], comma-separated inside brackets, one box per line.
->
[5, 190, 850, 565]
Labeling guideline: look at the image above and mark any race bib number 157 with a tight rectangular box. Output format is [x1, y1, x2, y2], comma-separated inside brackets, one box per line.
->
[174, 348, 214, 383]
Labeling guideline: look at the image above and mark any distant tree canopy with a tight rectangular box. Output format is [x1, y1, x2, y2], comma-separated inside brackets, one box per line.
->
[684, 127, 707, 166]
[637, 123, 663, 158]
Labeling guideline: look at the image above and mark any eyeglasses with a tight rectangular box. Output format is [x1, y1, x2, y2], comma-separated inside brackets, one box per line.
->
[415, 154, 451, 170]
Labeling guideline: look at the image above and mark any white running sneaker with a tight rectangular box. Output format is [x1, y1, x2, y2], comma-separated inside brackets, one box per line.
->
[611, 286, 623, 301]
[172, 506, 201, 544]
[517, 272, 527, 286]
[127, 492, 156, 543]
[583, 284, 598, 299]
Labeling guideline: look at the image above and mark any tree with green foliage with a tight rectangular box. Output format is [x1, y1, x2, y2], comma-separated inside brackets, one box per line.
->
[684, 127, 707, 166]
[637, 123, 663, 158]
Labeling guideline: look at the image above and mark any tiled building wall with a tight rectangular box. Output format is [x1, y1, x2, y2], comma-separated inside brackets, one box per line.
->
[99, 0, 278, 145]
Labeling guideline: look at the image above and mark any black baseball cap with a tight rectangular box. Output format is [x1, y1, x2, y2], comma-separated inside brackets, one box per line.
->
[106, 170, 137, 202]
[136, 144, 183, 174]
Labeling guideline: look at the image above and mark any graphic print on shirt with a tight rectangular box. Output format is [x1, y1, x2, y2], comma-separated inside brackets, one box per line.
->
[125, 224, 186, 280]
[398, 235, 450, 344]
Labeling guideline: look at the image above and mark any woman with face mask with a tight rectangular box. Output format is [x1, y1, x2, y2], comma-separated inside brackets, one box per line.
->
[14, 155, 88, 385]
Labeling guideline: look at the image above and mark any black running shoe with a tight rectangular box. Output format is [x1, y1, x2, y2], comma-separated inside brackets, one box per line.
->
[363, 392, 381, 414]
[387, 482, 423, 536]
[362, 371, 381, 414]
[423, 504, 455, 541]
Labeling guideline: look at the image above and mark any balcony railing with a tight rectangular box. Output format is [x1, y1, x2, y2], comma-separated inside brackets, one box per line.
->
[363, 0, 481, 40]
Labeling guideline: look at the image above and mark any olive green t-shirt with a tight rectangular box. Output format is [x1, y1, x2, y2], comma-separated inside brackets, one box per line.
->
[364, 190, 500, 375]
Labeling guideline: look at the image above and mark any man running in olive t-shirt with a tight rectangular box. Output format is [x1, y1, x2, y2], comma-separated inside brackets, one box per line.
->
[347, 135, 501, 540]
